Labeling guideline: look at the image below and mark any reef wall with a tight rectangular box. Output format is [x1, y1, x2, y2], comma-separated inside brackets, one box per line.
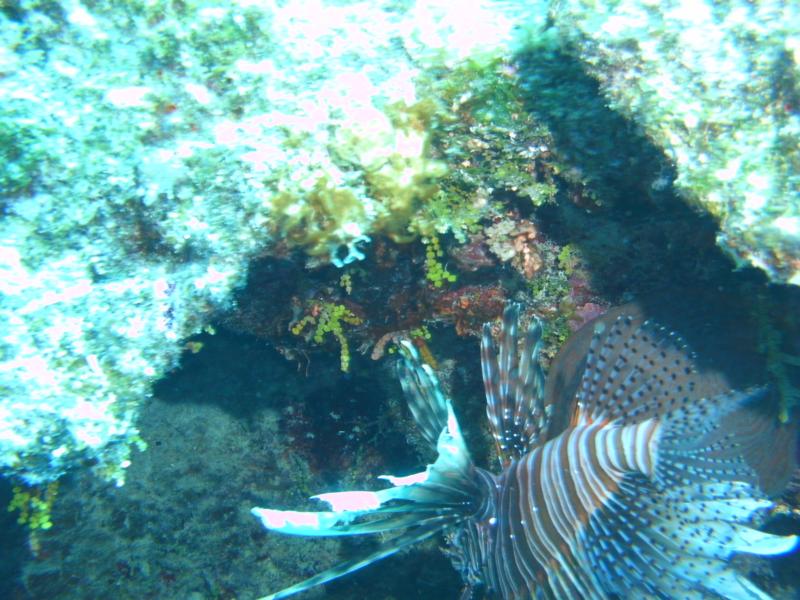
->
[0, 0, 519, 485]
[1, 0, 797, 492]
[536, 0, 800, 284]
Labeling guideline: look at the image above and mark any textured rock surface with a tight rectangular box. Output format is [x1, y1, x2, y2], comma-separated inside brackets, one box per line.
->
[0, 0, 516, 485]
[1, 0, 797, 492]
[539, 0, 800, 284]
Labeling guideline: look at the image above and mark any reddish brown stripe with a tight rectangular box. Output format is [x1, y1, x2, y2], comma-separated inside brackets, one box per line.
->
[498, 469, 528, 597]
[559, 429, 590, 526]
[510, 459, 548, 596]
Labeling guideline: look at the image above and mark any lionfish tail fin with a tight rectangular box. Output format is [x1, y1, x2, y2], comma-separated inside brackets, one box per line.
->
[252, 339, 480, 598]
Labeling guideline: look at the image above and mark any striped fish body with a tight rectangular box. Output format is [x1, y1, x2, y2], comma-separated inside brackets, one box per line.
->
[252, 304, 797, 600]
[462, 417, 660, 599]
[450, 415, 669, 598]
[448, 305, 796, 599]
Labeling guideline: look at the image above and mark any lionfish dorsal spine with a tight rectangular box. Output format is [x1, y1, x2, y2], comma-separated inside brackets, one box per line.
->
[482, 303, 550, 466]
[397, 339, 453, 449]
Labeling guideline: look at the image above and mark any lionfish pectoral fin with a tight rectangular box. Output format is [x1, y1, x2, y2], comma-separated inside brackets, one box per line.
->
[251, 490, 388, 538]
[567, 315, 797, 598]
[252, 347, 480, 599]
[252, 461, 460, 539]
[645, 390, 798, 594]
[726, 524, 798, 556]
[655, 386, 774, 489]
[583, 474, 797, 599]
[251, 467, 466, 598]
[252, 525, 444, 600]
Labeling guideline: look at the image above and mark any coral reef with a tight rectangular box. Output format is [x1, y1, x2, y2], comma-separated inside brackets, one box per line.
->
[1, 2, 799, 597]
[433, 285, 507, 336]
[0, 0, 525, 486]
[484, 215, 542, 279]
[1, 0, 275, 486]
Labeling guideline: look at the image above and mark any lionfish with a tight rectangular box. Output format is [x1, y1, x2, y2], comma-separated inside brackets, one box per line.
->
[252, 304, 798, 599]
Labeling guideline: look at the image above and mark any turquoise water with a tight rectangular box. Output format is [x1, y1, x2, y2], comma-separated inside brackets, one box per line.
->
[1, 1, 798, 598]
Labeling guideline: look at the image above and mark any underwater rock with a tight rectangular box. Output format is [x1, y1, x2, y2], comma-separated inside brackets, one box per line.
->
[0, 0, 519, 485]
[528, 0, 800, 285]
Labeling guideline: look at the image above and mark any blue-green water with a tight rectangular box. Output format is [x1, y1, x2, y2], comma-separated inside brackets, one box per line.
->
[1, 1, 799, 598]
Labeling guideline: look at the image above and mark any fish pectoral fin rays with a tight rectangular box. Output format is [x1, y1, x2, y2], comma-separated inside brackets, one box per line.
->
[251, 493, 461, 599]
[727, 526, 798, 556]
[256, 525, 445, 600]
[252, 389, 480, 599]
[251, 465, 460, 536]
[584, 474, 797, 599]
[582, 383, 796, 599]
[653, 387, 772, 489]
